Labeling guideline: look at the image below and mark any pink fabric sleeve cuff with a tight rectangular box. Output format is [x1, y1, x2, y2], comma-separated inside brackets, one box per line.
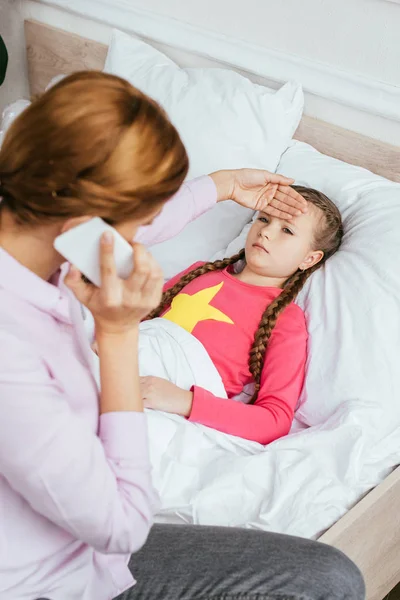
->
[99, 412, 150, 464]
[188, 386, 216, 426]
[186, 175, 218, 219]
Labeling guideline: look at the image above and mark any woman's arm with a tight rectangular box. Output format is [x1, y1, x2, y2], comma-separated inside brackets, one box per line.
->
[0, 236, 164, 554]
[0, 331, 158, 555]
[135, 171, 307, 247]
[135, 176, 217, 247]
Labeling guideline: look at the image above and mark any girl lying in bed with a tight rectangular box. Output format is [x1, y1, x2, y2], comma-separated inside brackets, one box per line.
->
[140, 186, 343, 445]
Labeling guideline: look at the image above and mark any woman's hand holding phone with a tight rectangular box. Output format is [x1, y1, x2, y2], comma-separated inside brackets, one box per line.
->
[64, 232, 164, 414]
[64, 232, 164, 335]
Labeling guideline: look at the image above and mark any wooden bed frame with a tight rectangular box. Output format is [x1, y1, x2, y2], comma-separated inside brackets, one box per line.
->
[24, 19, 400, 599]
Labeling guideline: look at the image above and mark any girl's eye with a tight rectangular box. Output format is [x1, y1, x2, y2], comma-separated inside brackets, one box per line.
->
[283, 227, 294, 235]
[258, 217, 268, 223]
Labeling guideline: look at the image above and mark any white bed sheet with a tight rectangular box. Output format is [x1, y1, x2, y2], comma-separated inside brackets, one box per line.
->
[84, 140, 400, 540]
[147, 408, 400, 539]
[147, 141, 400, 539]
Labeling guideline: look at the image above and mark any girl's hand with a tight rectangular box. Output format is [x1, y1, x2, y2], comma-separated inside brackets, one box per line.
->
[64, 232, 164, 335]
[140, 376, 193, 417]
[210, 168, 307, 219]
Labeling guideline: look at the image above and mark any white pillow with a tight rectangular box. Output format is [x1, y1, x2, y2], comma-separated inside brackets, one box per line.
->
[104, 29, 303, 278]
[217, 140, 400, 433]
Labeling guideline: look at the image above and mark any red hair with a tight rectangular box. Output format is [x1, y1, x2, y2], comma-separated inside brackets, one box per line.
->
[0, 71, 189, 225]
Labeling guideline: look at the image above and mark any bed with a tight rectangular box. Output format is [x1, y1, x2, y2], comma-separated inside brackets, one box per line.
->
[22, 18, 400, 600]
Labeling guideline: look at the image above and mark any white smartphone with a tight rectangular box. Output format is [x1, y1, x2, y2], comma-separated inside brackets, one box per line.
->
[54, 217, 134, 287]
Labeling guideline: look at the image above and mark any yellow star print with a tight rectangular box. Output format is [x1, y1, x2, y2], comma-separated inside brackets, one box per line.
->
[163, 282, 234, 333]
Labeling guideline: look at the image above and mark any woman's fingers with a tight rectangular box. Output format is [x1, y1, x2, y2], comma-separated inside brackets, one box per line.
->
[141, 254, 163, 289]
[270, 195, 302, 217]
[268, 192, 307, 217]
[131, 250, 164, 318]
[276, 186, 308, 212]
[265, 172, 295, 186]
[99, 232, 120, 303]
[263, 183, 278, 202]
[141, 257, 164, 308]
[125, 244, 164, 314]
[72, 236, 163, 331]
[264, 205, 297, 220]
[258, 184, 308, 218]
[64, 265, 93, 304]
[126, 243, 152, 292]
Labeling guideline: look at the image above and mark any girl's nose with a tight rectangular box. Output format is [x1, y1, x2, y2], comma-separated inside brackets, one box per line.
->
[259, 226, 271, 240]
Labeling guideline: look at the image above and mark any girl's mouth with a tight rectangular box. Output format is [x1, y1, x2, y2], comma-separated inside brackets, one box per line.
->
[252, 243, 269, 254]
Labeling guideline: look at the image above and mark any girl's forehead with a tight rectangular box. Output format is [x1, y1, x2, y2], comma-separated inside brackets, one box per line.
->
[258, 206, 320, 233]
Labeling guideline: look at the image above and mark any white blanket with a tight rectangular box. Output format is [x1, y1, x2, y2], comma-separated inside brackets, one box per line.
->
[118, 318, 400, 540]
[138, 318, 227, 399]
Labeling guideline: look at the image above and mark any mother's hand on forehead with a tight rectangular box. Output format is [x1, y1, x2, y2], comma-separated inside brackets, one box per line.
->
[261, 184, 309, 220]
[211, 168, 307, 220]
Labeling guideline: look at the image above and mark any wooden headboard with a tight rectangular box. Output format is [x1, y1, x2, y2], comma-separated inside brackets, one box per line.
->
[25, 20, 400, 184]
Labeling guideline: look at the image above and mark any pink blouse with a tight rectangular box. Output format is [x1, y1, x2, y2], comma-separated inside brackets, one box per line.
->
[0, 176, 217, 600]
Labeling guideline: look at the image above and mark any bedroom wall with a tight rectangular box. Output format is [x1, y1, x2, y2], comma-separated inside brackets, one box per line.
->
[127, 0, 400, 88]
[121, 0, 400, 146]
[12, 0, 400, 145]
[0, 0, 29, 113]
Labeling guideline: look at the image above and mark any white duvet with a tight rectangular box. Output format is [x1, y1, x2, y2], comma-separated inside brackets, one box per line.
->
[136, 135, 400, 538]
[112, 316, 400, 540]
[86, 136, 400, 539]
[83, 138, 400, 539]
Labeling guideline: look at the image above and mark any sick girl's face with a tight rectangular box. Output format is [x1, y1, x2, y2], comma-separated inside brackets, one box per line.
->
[245, 203, 324, 280]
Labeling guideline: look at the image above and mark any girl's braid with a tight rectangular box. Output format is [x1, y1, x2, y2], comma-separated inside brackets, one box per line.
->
[146, 249, 246, 320]
[248, 263, 320, 404]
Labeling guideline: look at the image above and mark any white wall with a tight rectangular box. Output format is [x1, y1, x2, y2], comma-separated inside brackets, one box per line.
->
[125, 0, 400, 88]
[22, 0, 400, 145]
[118, 0, 400, 145]
[0, 0, 29, 113]
[4, 0, 400, 145]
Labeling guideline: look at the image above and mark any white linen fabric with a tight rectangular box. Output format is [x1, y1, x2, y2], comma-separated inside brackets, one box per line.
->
[89, 308, 400, 539]
[92, 314, 400, 540]
[90, 317, 227, 396]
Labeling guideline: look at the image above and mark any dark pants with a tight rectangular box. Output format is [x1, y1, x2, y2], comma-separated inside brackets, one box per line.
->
[115, 523, 365, 600]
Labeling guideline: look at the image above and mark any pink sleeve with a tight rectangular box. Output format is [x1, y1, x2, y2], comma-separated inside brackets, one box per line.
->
[135, 176, 217, 247]
[188, 307, 308, 445]
[0, 332, 159, 554]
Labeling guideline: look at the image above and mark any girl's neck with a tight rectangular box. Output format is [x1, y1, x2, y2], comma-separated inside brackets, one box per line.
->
[0, 209, 63, 281]
[233, 264, 286, 288]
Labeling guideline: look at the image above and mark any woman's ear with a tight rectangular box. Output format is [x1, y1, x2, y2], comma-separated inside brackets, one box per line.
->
[299, 250, 324, 271]
[59, 216, 93, 235]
